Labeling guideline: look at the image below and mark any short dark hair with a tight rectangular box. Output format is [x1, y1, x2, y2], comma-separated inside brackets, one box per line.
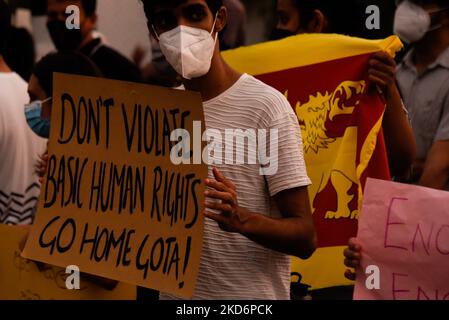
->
[0, 0, 11, 56]
[292, 0, 319, 29]
[142, 0, 223, 21]
[3, 27, 35, 80]
[290, 0, 357, 34]
[33, 52, 102, 96]
[81, 0, 97, 17]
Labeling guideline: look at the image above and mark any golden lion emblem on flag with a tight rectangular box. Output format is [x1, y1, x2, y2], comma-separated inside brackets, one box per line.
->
[291, 80, 367, 220]
[295, 80, 366, 154]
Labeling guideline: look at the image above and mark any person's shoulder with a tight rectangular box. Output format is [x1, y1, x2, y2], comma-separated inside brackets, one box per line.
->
[97, 45, 135, 66]
[240, 74, 284, 97]
[239, 74, 293, 114]
[94, 45, 142, 82]
[0, 73, 28, 123]
[0, 73, 28, 97]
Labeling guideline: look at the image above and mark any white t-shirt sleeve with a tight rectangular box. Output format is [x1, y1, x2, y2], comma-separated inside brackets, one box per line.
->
[261, 92, 312, 197]
[0, 106, 4, 142]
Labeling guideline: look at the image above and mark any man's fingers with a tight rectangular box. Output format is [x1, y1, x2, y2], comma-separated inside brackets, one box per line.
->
[368, 69, 391, 85]
[204, 211, 226, 224]
[205, 179, 227, 192]
[345, 269, 357, 281]
[371, 51, 396, 67]
[212, 167, 225, 182]
[205, 190, 234, 204]
[212, 167, 236, 190]
[205, 201, 233, 213]
[344, 258, 360, 268]
[368, 74, 387, 88]
[368, 61, 395, 78]
[348, 238, 361, 251]
[343, 247, 352, 259]
[39, 152, 49, 161]
[344, 248, 361, 260]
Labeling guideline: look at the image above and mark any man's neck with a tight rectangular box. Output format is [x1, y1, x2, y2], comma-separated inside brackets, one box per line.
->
[183, 49, 241, 102]
[79, 31, 96, 50]
[414, 31, 449, 73]
[0, 56, 11, 73]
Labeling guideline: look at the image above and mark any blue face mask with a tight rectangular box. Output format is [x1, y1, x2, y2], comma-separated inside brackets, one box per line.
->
[25, 97, 52, 139]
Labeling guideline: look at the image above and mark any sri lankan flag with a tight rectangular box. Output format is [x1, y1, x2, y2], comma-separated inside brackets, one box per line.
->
[223, 34, 403, 289]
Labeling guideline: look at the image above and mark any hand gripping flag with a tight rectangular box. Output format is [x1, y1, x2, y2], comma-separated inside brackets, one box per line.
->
[223, 34, 403, 290]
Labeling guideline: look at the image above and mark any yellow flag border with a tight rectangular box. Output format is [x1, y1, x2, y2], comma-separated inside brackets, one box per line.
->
[357, 114, 386, 212]
[223, 34, 403, 76]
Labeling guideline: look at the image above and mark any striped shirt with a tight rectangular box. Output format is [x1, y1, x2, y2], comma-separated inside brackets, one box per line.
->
[0, 72, 47, 225]
[397, 47, 449, 190]
[161, 73, 311, 300]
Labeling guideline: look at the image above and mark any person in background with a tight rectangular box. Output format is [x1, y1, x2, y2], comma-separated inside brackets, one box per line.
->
[46, 0, 142, 83]
[272, 0, 416, 300]
[133, 0, 247, 87]
[271, 0, 351, 39]
[395, 0, 449, 190]
[344, 0, 449, 284]
[25, 51, 102, 141]
[272, 0, 416, 179]
[132, 38, 181, 88]
[0, 0, 47, 226]
[3, 26, 35, 81]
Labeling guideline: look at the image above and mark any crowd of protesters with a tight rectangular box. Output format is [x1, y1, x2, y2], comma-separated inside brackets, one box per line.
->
[1, 0, 448, 300]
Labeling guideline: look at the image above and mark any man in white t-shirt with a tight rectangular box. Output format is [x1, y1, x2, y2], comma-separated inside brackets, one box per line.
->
[142, 0, 316, 299]
[0, 1, 47, 225]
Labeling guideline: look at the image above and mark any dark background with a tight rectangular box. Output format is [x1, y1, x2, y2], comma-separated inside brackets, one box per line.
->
[11, 0, 397, 39]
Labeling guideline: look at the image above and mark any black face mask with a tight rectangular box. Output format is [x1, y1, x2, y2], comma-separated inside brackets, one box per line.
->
[270, 28, 297, 41]
[47, 20, 83, 51]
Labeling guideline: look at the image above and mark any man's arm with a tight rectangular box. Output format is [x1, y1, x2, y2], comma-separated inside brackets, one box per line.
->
[382, 84, 416, 177]
[368, 52, 416, 178]
[419, 140, 449, 189]
[204, 168, 316, 259]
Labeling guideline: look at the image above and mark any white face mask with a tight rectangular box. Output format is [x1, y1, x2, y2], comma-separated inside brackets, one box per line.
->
[155, 17, 218, 80]
[394, 1, 447, 44]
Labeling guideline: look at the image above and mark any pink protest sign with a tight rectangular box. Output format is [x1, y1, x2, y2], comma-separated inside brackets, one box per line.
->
[354, 178, 449, 300]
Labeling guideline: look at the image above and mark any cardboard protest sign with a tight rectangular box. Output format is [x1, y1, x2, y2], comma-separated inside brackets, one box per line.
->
[354, 178, 449, 300]
[23, 73, 208, 298]
[0, 224, 136, 300]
